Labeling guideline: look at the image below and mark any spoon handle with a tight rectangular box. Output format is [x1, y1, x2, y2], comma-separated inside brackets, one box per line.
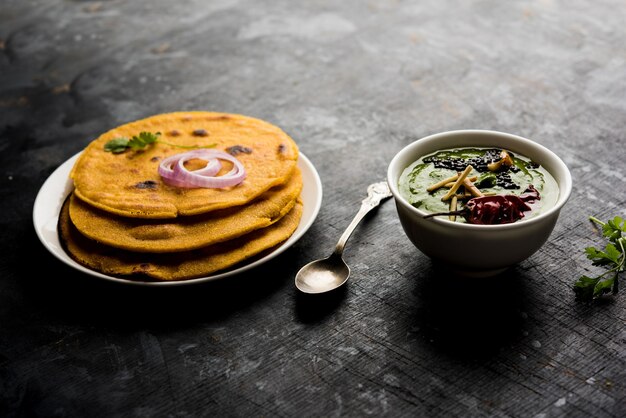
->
[333, 181, 393, 255]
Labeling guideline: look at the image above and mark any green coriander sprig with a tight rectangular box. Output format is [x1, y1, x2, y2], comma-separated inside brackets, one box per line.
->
[104, 132, 215, 154]
[574, 215, 626, 302]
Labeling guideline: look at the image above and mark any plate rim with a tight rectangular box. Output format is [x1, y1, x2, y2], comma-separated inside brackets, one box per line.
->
[32, 151, 323, 287]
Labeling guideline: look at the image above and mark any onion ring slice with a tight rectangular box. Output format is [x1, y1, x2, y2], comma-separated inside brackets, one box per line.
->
[158, 150, 246, 188]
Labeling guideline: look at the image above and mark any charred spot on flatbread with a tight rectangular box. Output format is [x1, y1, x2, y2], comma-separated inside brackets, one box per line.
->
[192, 129, 209, 137]
[226, 145, 253, 156]
[134, 180, 158, 190]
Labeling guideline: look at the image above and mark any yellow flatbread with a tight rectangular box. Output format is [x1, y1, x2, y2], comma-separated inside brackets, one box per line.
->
[68, 169, 303, 253]
[58, 196, 303, 281]
[70, 111, 299, 218]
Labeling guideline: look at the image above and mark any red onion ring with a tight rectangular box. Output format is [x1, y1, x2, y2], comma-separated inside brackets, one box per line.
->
[158, 150, 246, 188]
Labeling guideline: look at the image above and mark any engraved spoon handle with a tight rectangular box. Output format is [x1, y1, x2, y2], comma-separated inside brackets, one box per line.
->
[333, 181, 393, 256]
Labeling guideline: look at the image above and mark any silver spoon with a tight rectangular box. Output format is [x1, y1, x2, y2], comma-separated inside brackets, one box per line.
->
[295, 181, 393, 294]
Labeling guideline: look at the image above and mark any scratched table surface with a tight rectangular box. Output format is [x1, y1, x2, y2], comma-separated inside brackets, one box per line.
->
[1, 0, 625, 417]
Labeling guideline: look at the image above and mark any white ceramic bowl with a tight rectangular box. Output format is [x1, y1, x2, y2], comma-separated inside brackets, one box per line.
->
[387, 130, 572, 276]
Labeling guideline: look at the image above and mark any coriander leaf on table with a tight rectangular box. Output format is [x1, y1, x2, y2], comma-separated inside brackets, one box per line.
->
[574, 215, 625, 302]
[585, 244, 622, 266]
[603, 216, 626, 240]
[574, 274, 618, 301]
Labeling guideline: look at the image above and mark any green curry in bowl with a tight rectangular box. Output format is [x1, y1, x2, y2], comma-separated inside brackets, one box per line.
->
[398, 147, 559, 224]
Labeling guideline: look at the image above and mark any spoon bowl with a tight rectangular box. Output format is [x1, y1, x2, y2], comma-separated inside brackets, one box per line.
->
[295, 253, 350, 294]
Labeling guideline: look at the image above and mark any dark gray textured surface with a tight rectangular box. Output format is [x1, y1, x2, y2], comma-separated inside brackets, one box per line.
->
[1, 0, 625, 416]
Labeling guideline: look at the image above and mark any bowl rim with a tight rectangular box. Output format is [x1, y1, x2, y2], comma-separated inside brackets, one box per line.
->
[386, 129, 573, 231]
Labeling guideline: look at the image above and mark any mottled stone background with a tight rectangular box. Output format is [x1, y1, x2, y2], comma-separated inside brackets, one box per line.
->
[1, 0, 625, 417]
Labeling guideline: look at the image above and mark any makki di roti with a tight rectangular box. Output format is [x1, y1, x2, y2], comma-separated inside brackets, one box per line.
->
[70, 111, 299, 219]
[59, 195, 303, 281]
[58, 111, 306, 282]
[68, 168, 303, 253]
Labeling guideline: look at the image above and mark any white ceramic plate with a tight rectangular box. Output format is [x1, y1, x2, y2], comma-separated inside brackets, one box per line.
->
[33, 152, 323, 287]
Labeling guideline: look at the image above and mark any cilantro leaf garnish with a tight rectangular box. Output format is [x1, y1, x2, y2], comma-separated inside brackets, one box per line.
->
[104, 131, 161, 153]
[104, 131, 215, 153]
[103, 138, 132, 153]
[574, 216, 626, 302]
[128, 131, 160, 150]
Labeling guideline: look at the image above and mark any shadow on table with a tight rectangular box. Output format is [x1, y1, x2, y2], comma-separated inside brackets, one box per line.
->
[409, 261, 530, 360]
[19, 240, 300, 330]
[293, 286, 347, 323]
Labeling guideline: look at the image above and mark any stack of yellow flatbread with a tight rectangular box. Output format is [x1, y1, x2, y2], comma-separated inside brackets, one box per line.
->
[58, 111, 303, 281]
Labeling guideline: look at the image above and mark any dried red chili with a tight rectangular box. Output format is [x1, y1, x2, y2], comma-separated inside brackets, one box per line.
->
[424, 185, 540, 225]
